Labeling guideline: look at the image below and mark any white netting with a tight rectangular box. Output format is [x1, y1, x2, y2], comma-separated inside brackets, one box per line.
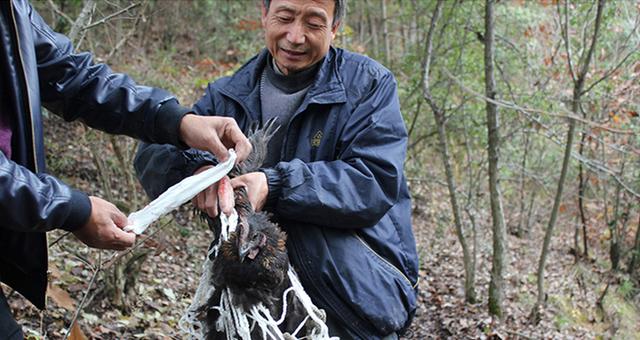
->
[179, 207, 336, 340]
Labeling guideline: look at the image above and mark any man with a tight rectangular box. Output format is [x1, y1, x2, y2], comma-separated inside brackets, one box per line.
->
[0, 0, 251, 337]
[135, 0, 418, 338]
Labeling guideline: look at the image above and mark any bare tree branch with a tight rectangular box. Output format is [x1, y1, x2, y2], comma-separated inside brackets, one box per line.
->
[441, 68, 635, 135]
[81, 2, 141, 32]
[46, 0, 73, 25]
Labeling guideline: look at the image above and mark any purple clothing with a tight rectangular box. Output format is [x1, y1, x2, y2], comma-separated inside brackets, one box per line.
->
[0, 114, 11, 159]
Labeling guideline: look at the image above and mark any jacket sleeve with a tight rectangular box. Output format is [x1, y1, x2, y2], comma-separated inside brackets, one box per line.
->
[0, 152, 91, 232]
[27, 2, 189, 146]
[261, 71, 407, 229]
[135, 143, 217, 199]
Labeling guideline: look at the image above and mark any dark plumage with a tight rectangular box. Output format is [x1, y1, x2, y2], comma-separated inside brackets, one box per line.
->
[212, 187, 289, 312]
[202, 119, 310, 339]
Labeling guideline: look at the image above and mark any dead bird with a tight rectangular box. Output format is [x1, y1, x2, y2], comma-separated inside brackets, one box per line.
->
[200, 119, 313, 339]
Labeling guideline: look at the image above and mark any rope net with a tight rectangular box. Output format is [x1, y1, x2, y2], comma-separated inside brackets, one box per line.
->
[179, 211, 336, 340]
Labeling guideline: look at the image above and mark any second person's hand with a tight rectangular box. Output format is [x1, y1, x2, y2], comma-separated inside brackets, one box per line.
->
[72, 196, 136, 250]
[179, 114, 252, 163]
[228, 172, 268, 212]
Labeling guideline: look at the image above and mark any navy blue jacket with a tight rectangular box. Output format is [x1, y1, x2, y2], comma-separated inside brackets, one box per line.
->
[135, 47, 419, 338]
[0, 0, 190, 309]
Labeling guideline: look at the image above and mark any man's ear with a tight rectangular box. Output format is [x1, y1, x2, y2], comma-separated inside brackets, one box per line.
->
[261, 3, 268, 27]
[330, 21, 341, 40]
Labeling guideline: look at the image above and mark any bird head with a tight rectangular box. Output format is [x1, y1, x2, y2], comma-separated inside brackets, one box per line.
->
[237, 217, 268, 262]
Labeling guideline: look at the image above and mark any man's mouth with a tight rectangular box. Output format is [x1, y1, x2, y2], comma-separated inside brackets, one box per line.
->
[280, 47, 306, 57]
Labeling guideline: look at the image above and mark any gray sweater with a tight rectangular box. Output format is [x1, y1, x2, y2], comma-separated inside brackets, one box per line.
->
[259, 57, 320, 167]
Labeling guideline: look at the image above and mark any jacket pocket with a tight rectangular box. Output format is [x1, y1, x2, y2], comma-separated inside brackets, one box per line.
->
[321, 230, 417, 336]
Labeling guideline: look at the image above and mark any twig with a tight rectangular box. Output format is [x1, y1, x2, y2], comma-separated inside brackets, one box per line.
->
[62, 253, 102, 340]
[581, 48, 640, 96]
[46, 0, 73, 24]
[104, 1, 147, 62]
[81, 3, 140, 32]
[61, 244, 94, 269]
[60, 217, 172, 339]
[505, 329, 535, 340]
[68, 0, 95, 45]
[558, 0, 577, 83]
[441, 68, 635, 135]
[102, 217, 173, 268]
[49, 231, 71, 248]
[442, 66, 640, 200]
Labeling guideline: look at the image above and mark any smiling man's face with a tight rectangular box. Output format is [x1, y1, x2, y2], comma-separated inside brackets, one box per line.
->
[261, 0, 338, 75]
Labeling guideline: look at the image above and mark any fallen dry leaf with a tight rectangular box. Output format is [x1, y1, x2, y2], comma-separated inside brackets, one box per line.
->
[47, 284, 76, 311]
[68, 321, 87, 340]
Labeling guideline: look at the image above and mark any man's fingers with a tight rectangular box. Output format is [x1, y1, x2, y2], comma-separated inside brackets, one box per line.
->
[112, 210, 129, 228]
[224, 124, 252, 163]
[229, 176, 245, 189]
[218, 176, 235, 215]
[112, 226, 136, 248]
[204, 186, 218, 217]
[207, 133, 229, 162]
[193, 184, 219, 217]
[179, 115, 250, 163]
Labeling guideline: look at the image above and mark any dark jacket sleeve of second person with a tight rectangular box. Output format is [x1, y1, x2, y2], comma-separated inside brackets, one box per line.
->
[135, 144, 217, 200]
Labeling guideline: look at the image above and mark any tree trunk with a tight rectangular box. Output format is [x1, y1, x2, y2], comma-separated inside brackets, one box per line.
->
[534, 0, 605, 316]
[68, 0, 96, 47]
[484, 0, 507, 318]
[628, 213, 640, 278]
[365, 0, 379, 57]
[577, 132, 590, 259]
[609, 160, 625, 271]
[423, 0, 476, 304]
[381, 0, 391, 67]
[515, 126, 531, 238]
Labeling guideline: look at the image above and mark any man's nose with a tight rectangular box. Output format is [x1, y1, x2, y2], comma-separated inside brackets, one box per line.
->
[286, 21, 305, 45]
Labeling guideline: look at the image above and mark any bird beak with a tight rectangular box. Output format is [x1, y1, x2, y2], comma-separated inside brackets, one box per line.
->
[238, 244, 251, 263]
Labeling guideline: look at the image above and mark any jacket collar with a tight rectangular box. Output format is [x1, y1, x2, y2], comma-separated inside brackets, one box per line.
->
[219, 46, 347, 120]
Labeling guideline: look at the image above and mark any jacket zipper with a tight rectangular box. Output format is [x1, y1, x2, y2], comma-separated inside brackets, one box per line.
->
[8, 0, 38, 173]
[8, 0, 49, 310]
[279, 97, 317, 161]
[354, 233, 418, 289]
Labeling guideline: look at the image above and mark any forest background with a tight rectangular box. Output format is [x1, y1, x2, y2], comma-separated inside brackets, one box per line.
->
[3, 0, 639, 339]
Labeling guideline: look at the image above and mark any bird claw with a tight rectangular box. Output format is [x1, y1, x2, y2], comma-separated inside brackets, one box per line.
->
[312, 305, 326, 322]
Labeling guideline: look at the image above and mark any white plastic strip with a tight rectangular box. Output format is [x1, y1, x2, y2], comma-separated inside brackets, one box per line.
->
[124, 149, 237, 235]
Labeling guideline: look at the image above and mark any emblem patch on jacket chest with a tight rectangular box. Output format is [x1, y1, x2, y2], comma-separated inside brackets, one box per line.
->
[311, 130, 323, 147]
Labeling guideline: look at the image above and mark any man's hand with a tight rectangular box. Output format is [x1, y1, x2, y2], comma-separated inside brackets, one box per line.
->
[179, 115, 252, 163]
[193, 170, 267, 217]
[73, 196, 136, 250]
[192, 167, 235, 217]
[228, 172, 269, 212]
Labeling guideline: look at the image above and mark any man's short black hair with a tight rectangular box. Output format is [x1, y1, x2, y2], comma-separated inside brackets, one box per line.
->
[262, 0, 346, 27]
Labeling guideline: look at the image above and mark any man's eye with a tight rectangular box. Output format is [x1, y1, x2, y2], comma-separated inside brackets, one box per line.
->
[308, 22, 324, 29]
[276, 16, 293, 23]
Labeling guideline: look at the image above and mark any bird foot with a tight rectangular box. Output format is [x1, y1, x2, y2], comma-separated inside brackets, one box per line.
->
[312, 305, 326, 322]
[303, 306, 327, 335]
